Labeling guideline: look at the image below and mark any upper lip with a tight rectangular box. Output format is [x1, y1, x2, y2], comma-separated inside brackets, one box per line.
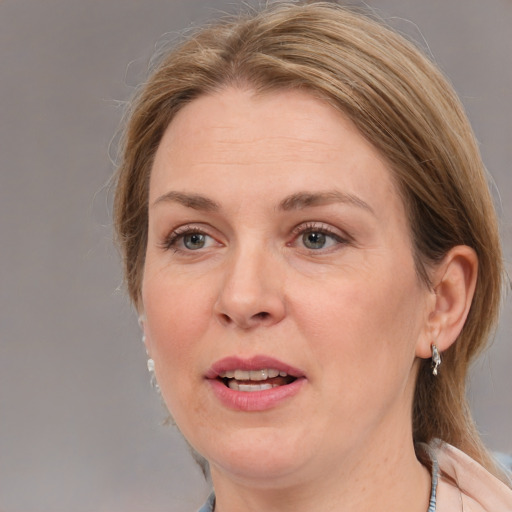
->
[206, 355, 305, 379]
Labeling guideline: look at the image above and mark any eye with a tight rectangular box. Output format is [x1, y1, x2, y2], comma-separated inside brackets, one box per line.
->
[183, 232, 208, 250]
[302, 231, 332, 250]
[163, 226, 219, 253]
[291, 223, 349, 251]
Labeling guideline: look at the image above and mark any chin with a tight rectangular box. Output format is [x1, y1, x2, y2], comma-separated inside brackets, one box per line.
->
[195, 425, 314, 486]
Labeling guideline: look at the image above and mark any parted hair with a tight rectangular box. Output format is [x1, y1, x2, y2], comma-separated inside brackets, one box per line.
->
[114, 1, 506, 482]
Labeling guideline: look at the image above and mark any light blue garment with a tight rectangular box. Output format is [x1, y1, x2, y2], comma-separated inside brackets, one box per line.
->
[495, 452, 512, 472]
[197, 492, 215, 512]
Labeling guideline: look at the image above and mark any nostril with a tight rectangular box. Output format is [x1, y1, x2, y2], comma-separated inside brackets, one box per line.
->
[215, 307, 280, 329]
[220, 313, 232, 324]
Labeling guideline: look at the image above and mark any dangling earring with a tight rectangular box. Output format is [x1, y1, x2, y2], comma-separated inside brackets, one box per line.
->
[145, 353, 160, 391]
[139, 316, 160, 391]
[431, 344, 441, 376]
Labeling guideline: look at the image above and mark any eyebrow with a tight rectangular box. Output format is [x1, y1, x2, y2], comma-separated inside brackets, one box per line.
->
[152, 191, 220, 211]
[278, 191, 374, 215]
[152, 189, 374, 215]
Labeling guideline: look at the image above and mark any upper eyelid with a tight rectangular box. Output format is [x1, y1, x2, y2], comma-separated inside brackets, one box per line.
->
[166, 224, 204, 238]
[165, 222, 217, 237]
[291, 221, 349, 239]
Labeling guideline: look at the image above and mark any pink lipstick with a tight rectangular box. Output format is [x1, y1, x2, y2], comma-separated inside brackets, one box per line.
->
[206, 355, 306, 412]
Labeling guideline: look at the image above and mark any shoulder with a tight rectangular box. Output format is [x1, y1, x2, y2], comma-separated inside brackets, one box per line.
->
[432, 441, 512, 512]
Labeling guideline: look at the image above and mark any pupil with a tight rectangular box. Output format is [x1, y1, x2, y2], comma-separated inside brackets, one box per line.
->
[303, 231, 326, 249]
[184, 233, 205, 249]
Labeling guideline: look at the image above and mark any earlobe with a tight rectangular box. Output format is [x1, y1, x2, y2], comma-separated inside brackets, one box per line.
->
[416, 245, 478, 359]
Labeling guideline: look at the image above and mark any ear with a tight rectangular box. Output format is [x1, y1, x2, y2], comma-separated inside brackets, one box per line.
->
[415, 245, 478, 359]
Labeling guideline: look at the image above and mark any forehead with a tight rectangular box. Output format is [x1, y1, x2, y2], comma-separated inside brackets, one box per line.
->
[165, 88, 344, 146]
[150, 87, 403, 218]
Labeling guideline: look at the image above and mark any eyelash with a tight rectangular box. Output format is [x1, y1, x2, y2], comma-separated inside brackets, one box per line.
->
[161, 222, 350, 254]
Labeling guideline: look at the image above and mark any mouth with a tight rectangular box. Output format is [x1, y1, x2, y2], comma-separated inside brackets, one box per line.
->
[207, 355, 304, 392]
[206, 356, 305, 411]
[218, 368, 297, 392]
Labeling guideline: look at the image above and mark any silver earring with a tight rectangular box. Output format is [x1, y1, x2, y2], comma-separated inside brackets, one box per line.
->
[144, 349, 160, 391]
[139, 317, 160, 391]
[146, 356, 159, 390]
[431, 344, 441, 376]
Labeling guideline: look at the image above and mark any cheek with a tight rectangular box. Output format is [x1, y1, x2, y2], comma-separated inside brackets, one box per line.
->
[142, 271, 214, 383]
[295, 277, 424, 437]
[142, 277, 215, 428]
[295, 267, 425, 381]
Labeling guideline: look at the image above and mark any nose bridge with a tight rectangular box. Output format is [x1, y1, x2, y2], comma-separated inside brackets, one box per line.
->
[215, 237, 285, 328]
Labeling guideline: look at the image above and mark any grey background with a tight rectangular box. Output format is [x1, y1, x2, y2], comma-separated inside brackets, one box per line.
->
[0, 1, 510, 511]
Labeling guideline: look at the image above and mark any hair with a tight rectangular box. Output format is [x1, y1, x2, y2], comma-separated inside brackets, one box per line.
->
[113, 1, 507, 483]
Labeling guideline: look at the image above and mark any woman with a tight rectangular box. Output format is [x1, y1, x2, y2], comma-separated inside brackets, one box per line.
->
[113, 2, 512, 510]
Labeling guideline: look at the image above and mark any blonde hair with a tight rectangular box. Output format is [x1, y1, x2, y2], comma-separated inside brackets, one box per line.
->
[114, 1, 506, 482]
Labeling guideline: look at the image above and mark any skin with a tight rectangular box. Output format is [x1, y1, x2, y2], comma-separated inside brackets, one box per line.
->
[141, 88, 476, 512]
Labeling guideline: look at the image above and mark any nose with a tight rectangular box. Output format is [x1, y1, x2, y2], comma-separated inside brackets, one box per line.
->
[214, 245, 286, 329]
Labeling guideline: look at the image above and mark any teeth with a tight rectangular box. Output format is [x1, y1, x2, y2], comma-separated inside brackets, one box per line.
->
[249, 369, 268, 381]
[228, 381, 278, 392]
[220, 368, 287, 381]
[234, 369, 250, 380]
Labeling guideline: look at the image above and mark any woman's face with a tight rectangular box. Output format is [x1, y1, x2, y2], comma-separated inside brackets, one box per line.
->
[142, 88, 433, 486]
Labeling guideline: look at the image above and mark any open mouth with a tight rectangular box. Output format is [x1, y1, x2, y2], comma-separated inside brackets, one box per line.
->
[218, 368, 297, 392]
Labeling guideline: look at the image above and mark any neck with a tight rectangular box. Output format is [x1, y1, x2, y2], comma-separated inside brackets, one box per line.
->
[210, 436, 431, 512]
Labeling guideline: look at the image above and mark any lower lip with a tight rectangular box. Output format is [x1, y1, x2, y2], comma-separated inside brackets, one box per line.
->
[207, 378, 306, 412]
